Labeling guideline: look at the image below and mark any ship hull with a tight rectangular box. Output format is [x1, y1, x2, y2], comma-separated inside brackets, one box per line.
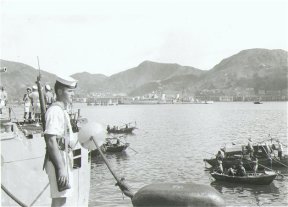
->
[1, 122, 91, 206]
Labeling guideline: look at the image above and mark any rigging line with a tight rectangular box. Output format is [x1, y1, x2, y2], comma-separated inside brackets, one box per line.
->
[4, 156, 44, 163]
[1, 184, 28, 207]
[29, 183, 49, 207]
[118, 139, 138, 153]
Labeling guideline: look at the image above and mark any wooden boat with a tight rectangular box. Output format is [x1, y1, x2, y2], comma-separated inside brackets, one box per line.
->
[107, 123, 137, 134]
[103, 137, 130, 153]
[91, 137, 129, 156]
[210, 171, 277, 185]
[204, 144, 288, 170]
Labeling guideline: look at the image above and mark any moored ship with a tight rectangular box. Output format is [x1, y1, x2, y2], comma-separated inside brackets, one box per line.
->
[1, 113, 91, 206]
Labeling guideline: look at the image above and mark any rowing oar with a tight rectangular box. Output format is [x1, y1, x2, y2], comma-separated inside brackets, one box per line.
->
[91, 136, 225, 207]
[242, 157, 285, 178]
[118, 138, 138, 153]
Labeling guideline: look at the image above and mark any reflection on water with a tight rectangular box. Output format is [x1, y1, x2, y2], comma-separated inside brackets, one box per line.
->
[211, 181, 281, 206]
[81, 102, 288, 207]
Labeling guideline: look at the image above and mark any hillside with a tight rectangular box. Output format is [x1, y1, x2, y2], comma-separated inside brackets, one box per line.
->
[197, 49, 288, 93]
[0, 59, 56, 98]
[1, 48, 287, 100]
[71, 72, 108, 93]
[102, 61, 204, 93]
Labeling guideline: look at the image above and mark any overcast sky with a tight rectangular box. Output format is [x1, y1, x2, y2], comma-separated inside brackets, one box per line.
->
[1, 0, 287, 77]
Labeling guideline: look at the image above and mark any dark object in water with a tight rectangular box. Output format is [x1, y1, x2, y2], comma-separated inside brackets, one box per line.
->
[103, 137, 129, 153]
[254, 101, 263, 104]
[107, 126, 136, 134]
[210, 171, 276, 185]
[132, 183, 225, 207]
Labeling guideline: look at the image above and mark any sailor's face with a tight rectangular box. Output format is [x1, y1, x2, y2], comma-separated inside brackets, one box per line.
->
[62, 88, 75, 104]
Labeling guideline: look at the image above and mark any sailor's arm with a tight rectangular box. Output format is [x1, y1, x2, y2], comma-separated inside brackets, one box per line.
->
[45, 134, 68, 187]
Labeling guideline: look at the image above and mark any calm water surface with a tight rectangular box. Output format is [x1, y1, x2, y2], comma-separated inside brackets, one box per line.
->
[78, 102, 288, 207]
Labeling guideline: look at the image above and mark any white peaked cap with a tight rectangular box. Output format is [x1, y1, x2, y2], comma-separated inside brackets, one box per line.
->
[32, 85, 38, 90]
[45, 84, 51, 91]
[56, 75, 78, 89]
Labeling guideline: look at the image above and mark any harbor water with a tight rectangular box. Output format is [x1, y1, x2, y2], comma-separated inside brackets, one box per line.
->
[78, 102, 288, 207]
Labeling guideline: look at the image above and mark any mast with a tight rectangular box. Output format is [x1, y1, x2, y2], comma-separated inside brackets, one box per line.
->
[36, 56, 47, 130]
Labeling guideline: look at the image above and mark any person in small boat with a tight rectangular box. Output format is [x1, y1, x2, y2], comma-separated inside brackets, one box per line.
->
[107, 125, 110, 131]
[116, 138, 120, 145]
[216, 150, 224, 162]
[251, 156, 258, 175]
[23, 87, 32, 122]
[125, 124, 128, 129]
[236, 162, 246, 176]
[227, 165, 236, 176]
[247, 138, 254, 158]
[216, 160, 223, 174]
[277, 141, 283, 159]
[43, 75, 78, 207]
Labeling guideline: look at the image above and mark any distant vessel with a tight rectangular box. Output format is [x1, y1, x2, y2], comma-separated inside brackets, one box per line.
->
[254, 97, 263, 104]
[254, 101, 263, 104]
[107, 122, 137, 134]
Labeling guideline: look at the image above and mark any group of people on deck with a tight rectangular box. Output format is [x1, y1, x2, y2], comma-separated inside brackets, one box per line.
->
[23, 84, 55, 124]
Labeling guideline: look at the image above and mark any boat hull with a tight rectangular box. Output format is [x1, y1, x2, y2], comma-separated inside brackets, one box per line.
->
[107, 127, 135, 134]
[204, 157, 288, 170]
[105, 143, 129, 153]
[210, 172, 276, 185]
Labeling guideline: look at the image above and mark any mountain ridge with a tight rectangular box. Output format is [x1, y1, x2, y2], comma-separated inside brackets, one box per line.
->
[1, 48, 287, 100]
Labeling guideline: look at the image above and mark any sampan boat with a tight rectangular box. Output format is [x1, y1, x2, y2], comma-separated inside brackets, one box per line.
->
[210, 171, 277, 185]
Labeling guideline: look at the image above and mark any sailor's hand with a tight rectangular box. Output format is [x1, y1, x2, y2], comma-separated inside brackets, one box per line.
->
[57, 168, 68, 187]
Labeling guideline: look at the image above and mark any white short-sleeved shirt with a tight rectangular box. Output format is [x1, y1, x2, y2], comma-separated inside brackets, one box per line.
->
[45, 105, 66, 136]
[44, 105, 75, 198]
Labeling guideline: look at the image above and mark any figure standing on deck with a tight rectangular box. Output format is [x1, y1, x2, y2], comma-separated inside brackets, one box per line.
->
[44, 76, 78, 207]
[45, 84, 55, 108]
[29, 85, 41, 125]
[23, 87, 32, 121]
[0, 87, 8, 114]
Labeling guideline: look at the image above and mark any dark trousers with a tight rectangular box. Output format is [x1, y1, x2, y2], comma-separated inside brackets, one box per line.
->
[278, 151, 282, 159]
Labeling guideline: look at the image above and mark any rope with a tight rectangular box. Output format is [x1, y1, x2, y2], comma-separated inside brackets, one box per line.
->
[1, 184, 28, 207]
[3, 156, 44, 164]
[29, 183, 49, 206]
